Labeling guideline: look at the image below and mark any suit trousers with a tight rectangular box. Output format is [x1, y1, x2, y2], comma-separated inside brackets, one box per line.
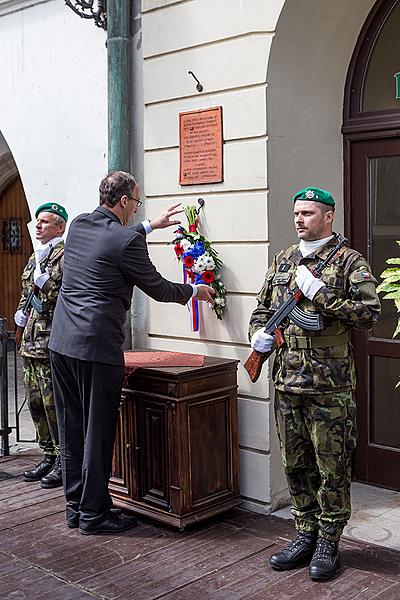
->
[50, 350, 124, 530]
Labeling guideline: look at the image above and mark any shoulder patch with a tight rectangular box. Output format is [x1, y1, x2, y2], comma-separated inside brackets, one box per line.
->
[349, 269, 377, 285]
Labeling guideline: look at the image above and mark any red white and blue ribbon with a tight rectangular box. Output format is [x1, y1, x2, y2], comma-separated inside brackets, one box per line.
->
[183, 264, 199, 332]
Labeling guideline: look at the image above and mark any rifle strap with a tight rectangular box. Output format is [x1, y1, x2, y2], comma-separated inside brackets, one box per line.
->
[286, 332, 349, 350]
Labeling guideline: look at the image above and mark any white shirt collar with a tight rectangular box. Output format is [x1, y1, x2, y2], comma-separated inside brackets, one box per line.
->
[299, 235, 334, 257]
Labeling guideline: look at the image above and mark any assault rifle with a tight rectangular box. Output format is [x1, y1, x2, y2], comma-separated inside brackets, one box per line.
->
[244, 234, 348, 383]
[15, 247, 55, 348]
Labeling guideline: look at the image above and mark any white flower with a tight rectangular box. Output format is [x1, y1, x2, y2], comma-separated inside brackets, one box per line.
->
[215, 298, 226, 306]
[192, 253, 215, 274]
[203, 255, 215, 270]
[180, 239, 193, 251]
[192, 256, 207, 273]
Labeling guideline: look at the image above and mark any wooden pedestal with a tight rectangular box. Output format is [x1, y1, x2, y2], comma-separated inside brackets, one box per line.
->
[110, 356, 240, 529]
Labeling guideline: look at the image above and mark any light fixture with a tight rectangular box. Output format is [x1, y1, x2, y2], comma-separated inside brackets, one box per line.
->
[64, 0, 107, 30]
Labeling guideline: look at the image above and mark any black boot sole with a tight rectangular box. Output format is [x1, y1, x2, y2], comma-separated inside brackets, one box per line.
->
[270, 555, 314, 571]
[40, 480, 63, 489]
[309, 561, 341, 581]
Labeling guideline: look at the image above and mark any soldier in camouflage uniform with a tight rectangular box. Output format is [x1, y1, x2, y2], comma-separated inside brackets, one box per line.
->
[248, 187, 380, 581]
[14, 202, 68, 489]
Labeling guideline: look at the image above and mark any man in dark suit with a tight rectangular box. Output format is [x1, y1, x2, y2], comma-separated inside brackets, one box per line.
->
[49, 171, 215, 535]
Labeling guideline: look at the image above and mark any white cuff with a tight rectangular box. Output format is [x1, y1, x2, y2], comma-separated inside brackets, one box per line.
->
[33, 269, 50, 289]
[189, 284, 198, 297]
[308, 279, 325, 300]
[142, 220, 153, 235]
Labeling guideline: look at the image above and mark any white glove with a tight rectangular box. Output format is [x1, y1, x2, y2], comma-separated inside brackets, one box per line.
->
[251, 329, 275, 353]
[14, 309, 28, 327]
[33, 264, 50, 288]
[295, 265, 325, 300]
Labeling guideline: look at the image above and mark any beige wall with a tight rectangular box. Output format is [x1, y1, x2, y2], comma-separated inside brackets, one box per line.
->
[139, 0, 282, 514]
[139, 0, 378, 514]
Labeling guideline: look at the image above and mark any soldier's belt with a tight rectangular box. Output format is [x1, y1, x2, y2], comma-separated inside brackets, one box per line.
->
[286, 332, 349, 350]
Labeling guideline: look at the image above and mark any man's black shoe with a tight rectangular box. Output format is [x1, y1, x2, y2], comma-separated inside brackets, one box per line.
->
[269, 532, 318, 571]
[23, 455, 55, 482]
[40, 456, 62, 489]
[67, 508, 122, 529]
[79, 513, 137, 535]
[309, 537, 340, 581]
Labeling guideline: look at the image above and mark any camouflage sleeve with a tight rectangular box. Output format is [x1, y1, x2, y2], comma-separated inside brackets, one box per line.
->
[313, 258, 381, 330]
[248, 254, 279, 341]
[17, 286, 29, 312]
[17, 262, 33, 311]
[41, 255, 64, 303]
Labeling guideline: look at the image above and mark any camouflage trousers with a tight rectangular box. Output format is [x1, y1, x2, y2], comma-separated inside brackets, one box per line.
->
[274, 389, 357, 542]
[23, 357, 59, 456]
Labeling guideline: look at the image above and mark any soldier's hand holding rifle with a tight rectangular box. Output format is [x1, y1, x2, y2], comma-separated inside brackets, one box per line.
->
[251, 329, 274, 353]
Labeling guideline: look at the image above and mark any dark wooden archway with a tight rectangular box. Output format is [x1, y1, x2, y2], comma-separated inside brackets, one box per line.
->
[0, 177, 33, 328]
[343, 0, 400, 490]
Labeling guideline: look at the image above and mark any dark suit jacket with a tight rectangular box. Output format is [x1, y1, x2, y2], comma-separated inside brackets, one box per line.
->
[49, 206, 192, 365]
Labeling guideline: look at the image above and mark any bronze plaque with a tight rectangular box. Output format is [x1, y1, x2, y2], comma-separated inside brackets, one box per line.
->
[179, 106, 223, 185]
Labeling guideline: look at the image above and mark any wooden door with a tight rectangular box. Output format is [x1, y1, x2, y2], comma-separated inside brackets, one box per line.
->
[0, 177, 33, 328]
[350, 137, 400, 489]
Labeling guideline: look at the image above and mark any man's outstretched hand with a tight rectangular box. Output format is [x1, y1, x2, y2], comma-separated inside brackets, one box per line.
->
[196, 285, 215, 305]
[150, 203, 184, 230]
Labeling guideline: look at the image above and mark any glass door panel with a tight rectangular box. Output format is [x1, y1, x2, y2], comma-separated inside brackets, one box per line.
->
[370, 156, 400, 339]
[372, 356, 400, 449]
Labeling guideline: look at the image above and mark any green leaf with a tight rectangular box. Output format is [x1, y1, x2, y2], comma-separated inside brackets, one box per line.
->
[386, 257, 400, 265]
[393, 321, 400, 338]
[382, 291, 400, 300]
[377, 282, 400, 294]
[380, 267, 400, 278]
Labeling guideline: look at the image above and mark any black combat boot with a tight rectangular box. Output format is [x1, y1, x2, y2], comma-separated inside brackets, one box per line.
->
[269, 531, 318, 571]
[309, 537, 340, 581]
[40, 456, 63, 488]
[23, 455, 55, 482]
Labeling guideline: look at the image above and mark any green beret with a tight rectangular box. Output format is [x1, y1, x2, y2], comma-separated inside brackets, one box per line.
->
[35, 202, 68, 222]
[292, 187, 335, 207]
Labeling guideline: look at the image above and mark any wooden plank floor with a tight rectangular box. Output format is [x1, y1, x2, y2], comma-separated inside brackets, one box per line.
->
[1, 451, 400, 599]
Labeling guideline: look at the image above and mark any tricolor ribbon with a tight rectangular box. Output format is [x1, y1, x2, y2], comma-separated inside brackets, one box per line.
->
[183, 264, 199, 332]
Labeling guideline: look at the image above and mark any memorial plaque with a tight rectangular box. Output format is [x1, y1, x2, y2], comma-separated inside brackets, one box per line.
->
[179, 106, 223, 185]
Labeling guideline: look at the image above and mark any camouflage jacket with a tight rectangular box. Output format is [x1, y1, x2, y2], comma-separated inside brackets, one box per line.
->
[18, 241, 64, 358]
[248, 235, 381, 394]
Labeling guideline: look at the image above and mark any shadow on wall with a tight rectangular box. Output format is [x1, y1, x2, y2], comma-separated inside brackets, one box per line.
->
[266, 0, 376, 257]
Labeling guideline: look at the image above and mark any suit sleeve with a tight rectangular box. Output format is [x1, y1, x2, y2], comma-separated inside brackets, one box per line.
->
[132, 223, 146, 238]
[121, 233, 193, 305]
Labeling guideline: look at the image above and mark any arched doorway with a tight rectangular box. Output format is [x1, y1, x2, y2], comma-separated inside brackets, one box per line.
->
[0, 148, 33, 329]
[344, 0, 400, 490]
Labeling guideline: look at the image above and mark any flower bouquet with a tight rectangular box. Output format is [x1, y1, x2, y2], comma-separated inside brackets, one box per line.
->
[172, 205, 227, 329]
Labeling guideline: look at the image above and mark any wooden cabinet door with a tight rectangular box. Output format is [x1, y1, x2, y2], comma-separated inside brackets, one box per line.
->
[110, 391, 137, 502]
[137, 397, 169, 509]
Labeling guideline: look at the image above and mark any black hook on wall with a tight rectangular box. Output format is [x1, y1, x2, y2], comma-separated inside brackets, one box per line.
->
[188, 71, 203, 92]
[197, 198, 205, 214]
